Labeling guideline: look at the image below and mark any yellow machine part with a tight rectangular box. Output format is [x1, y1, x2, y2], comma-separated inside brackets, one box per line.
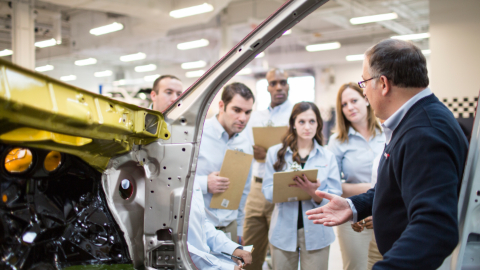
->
[0, 58, 171, 171]
[4, 148, 33, 173]
[44, 151, 62, 172]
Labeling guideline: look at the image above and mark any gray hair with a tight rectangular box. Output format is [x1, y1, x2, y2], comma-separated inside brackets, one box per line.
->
[365, 39, 429, 88]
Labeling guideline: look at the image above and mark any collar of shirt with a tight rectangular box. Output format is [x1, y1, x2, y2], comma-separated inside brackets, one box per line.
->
[381, 87, 432, 144]
[211, 114, 238, 140]
[286, 139, 324, 159]
[268, 99, 293, 114]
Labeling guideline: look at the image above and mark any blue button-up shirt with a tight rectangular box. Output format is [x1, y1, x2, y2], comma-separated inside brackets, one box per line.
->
[262, 140, 342, 251]
[188, 181, 240, 270]
[243, 100, 294, 178]
[196, 116, 253, 236]
[327, 127, 385, 184]
[347, 87, 433, 222]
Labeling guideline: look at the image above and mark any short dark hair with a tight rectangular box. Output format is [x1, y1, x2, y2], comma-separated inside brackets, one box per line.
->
[221, 82, 255, 110]
[365, 39, 429, 88]
[152, 75, 181, 94]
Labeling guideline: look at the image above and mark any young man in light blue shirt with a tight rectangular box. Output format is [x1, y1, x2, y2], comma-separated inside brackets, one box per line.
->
[194, 82, 255, 245]
[188, 180, 252, 270]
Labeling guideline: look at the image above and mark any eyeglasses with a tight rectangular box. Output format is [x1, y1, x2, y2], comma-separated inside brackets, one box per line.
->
[358, 76, 379, 88]
[268, 80, 288, 87]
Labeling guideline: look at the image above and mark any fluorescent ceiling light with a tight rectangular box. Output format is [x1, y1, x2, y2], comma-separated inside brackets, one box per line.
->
[0, 49, 13, 57]
[144, 74, 160, 82]
[177, 39, 209, 50]
[422, 49, 431, 55]
[283, 29, 292, 35]
[256, 52, 265, 58]
[94, 70, 113, 78]
[60, 75, 76, 82]
[181, 60, 206, 70]
[306, 42, 341, 52]
[90, 22, 124, 36]
[350, 13, 398, 25]
[75, 58, 97, 66]
[135, 64, 157, 73]
[120, 52, 146, 62]
[237, 68, 252, 75]
[346, 54, 365, 61]
[186, 70, 205, 78]
[35, 65, 54, 72]
[391, 33, 430, 40]
[35, 38, 59, 48]
[170, 3, 214, 18]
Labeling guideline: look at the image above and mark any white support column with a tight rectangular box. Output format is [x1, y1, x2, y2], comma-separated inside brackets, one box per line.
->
[429, 0, 480, 101]
[12, 0, 36, 70]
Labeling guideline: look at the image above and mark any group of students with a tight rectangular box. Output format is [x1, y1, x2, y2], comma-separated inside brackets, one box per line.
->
[184, 66, 386, 269]
[150, 38, 468, 270]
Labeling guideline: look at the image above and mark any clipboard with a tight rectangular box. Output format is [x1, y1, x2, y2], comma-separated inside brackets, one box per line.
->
[252, 126, 288, 162]
[210, 149, 253, 210]
[272, 166, 318, 203]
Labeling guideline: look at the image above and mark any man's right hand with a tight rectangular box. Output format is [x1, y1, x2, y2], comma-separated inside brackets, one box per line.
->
[252, 145, 267, 160]
[207, 171, 230, 194]
[305, 190, 353, 226]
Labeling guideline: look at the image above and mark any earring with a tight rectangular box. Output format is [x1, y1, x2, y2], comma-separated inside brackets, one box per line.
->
[366, 102, 370, 106]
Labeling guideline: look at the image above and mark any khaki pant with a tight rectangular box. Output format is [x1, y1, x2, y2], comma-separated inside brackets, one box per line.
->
[337, 222, 372, 270]
[216, 220, 238, 243]
[367, 232, 383, 270]
[243, 181, 274, 270]
[271, 228, 330, 270]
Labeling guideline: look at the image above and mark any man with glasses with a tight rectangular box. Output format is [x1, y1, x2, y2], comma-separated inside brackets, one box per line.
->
[307, 39, 468, 269]
[242, 68, 294, 270]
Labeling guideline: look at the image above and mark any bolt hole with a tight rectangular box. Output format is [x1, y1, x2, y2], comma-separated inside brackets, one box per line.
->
[167, 184, 170, 187]
[177, 103, 181, 107]
[182, 148, 185, 152]
[476, 199, 478, 203]
[168, 177, 171, 180]
[143, 158, 145, 162]
[178, 257, 180, 260]
[151, 190, 154, 193]
[477, 190, 480, 196]
[180, 216, 183, 219]
[150, 241, 153, 244]
[150, 206, 152, 209]
[239, 48, 242, 52]
[174, 215, 177, 219]
[163, 166, 166, 170]
[150, 179, 152, 182]
[293, 12, 297, 17]
[163, 223, 166, 226]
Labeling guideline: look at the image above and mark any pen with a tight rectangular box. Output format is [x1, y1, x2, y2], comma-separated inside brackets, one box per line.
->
[221, 251, 244, 264]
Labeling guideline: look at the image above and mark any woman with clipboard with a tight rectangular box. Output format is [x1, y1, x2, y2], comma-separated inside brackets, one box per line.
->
[262, 102, 342, 270]
[326, 83, 385, 270]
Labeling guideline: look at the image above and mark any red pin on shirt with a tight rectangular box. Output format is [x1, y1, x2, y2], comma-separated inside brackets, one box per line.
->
[384, 153, 390, 159]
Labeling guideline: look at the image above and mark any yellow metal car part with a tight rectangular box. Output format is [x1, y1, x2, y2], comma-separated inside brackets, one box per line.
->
[0, 58, 170, 171]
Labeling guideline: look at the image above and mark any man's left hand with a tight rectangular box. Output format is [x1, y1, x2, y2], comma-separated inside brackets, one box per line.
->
[232, 248, 252, 267]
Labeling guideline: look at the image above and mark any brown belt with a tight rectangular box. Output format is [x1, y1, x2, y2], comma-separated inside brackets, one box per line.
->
[255, 177, 263, 183]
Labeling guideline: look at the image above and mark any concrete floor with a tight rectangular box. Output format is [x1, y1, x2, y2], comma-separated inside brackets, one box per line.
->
[328, 228, 344, 270]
